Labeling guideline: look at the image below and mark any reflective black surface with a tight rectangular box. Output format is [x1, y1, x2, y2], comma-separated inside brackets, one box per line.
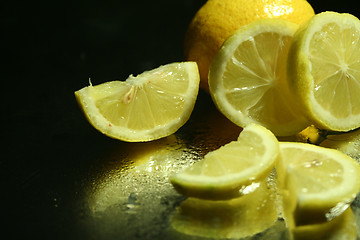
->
[3, 1, 359, 239]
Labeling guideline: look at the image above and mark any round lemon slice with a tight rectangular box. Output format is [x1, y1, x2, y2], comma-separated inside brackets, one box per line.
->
[288, 11, 360, 131]
[75, 62, 199, 142]
[170, 123, 279, 200]
[277, 142, 360, 227]
[209, 18, 309, 137]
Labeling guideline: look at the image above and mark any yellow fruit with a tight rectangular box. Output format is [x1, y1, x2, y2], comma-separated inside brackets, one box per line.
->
[75, 62, 199, 142]
[170, 123, 279, 200]
[209, 19, 309, 136]
[288, 11, 360, 131]
[184, 0, 315, 91]
[277, 142, 360, 228]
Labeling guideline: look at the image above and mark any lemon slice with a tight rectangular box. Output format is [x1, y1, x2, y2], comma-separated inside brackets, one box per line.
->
[288, 11, 360, 131]
[277, 142, 360, 227]
[170, 123, 279, 200]
[209, 18, 309, 137]
[75, 62, 200, 142]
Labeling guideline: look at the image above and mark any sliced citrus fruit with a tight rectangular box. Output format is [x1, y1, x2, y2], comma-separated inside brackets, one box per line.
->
[277, 142, 360, 228]
[288, 11, 360, 131]
[184, 0, 315, 91]
[209, 18, 309, 137]
[75, 62, 200, 142]
[170, 123, 279, 200]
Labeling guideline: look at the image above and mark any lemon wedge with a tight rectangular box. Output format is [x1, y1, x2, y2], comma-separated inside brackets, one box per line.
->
[288, 11, 360, 131]
[170, 123, 279, 200]
[75, 62, 199, 142]
[209, 18, 309, 137]
[277, 142, 360, 227]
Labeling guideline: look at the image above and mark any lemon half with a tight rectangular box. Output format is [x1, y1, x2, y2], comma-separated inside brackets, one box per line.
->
[288, 11, 360, 131]
[209, 18, 309, 136]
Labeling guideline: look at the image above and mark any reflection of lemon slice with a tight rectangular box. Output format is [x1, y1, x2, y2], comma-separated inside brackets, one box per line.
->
[75, 62, 199, 142]
[170, 123, 279, 200]
[320, 128, 360, 161]
[209, 18, 308, 137]
[292, 208, 357, 240]
[171, 175, 280, 239]
[288, 12, 360, 131]
[277, 142, 360, 228]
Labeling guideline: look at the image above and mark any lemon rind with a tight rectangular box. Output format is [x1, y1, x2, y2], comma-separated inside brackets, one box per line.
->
[170, 123, 279, 200]
[288, 11, 360, 131]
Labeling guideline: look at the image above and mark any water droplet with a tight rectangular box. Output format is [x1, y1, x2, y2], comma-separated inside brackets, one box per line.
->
[301, 188, 308, 193]
[239, 182, 260, 195]
[304, 159, 322, 168]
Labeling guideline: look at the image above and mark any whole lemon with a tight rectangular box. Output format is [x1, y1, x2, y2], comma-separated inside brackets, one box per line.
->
[184, 0, 315, 91]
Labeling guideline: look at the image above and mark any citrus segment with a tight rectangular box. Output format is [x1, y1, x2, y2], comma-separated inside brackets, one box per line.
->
[170, 123, 279, 200]
[288, 11, 360, 131]
[209, 19, 309, 136]
[75, 62, 200, 142]
[277, 142, 360, 227]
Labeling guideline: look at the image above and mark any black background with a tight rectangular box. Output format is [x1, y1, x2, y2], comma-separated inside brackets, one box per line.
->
[3, 0, 359, 239]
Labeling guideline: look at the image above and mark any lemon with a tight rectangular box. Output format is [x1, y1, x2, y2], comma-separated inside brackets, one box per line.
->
[277, 142, 360, 228]
[209, 19, 309, 137]
[288, 11, 360, 132]
[184, 0, 315, 91]
[170, 123, 279, 200]
[75, 62, 200, 142]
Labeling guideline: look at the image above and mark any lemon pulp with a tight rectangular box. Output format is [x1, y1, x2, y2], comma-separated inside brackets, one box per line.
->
[170, 123, 279, 200]
[288, 12, 360, 131]
[209, 19, 308, 136]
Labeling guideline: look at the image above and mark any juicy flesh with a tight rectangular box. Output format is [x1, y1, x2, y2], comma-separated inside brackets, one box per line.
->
[223, 32, 298, 125]
[309, 23, 360, 118]
[185, 131, 266, 177]
[281, 147, 343, 194]
[94, 66, 189, 130]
